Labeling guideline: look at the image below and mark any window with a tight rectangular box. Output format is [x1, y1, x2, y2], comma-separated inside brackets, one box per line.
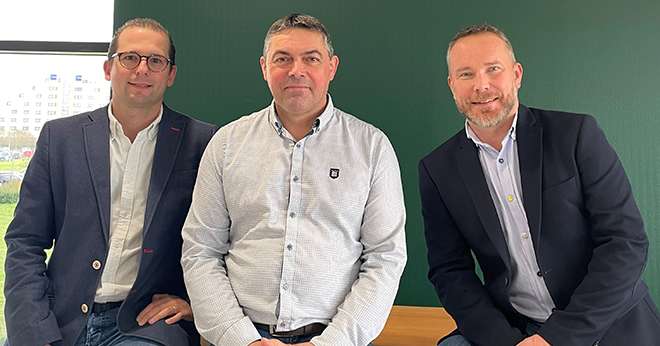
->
[0, 1, 113, 338]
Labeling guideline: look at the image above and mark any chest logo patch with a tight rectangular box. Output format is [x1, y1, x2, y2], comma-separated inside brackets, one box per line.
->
[329, 168, 340, 179]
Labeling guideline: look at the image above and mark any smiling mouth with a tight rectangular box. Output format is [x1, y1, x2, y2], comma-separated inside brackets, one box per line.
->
[129, 82, 152, 88]
[284, 85, 310, 89]
[472, 97, 498, 105]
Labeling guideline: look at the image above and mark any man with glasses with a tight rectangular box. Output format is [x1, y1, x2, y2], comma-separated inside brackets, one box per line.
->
[181, 13, 406, 346]
[4, 18, 217, 346]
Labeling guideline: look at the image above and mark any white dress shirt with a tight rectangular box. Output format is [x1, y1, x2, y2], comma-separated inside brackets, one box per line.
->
[465, 114, 556, 322]
[181, 96, 407, 346]
[95, 105, 161, 303]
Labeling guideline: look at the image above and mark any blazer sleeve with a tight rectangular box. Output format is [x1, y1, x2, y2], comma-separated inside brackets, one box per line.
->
[419, 159, 525, 346]
[4, 123, 63, 345]
[538, 116, 649, 345]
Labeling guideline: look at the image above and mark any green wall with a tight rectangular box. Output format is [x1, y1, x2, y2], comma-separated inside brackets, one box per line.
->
[115, 0, 660, 307]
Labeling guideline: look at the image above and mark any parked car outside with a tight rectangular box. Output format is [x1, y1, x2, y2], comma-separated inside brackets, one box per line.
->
[0, 171, 24, 184]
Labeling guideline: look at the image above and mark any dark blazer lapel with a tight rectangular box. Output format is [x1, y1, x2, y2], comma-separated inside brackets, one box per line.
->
[83, 107, 111, 243]
[456, 135, 512, 268]
[516, 105, 543, 253]
[143, 106, 186, 237]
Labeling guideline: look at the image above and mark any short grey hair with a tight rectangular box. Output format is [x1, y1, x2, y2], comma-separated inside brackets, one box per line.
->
[108, 17, 176, 66]
[263, 13, 334, 57]
[446, 24, 516, 70]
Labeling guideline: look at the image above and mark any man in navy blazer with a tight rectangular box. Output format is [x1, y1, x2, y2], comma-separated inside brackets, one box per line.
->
[4, 18, 217, 345]
[419, 24, 660, 346]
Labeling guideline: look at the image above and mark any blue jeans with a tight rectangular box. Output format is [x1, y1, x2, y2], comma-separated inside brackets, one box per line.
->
[74, 306, 162, 346]
[438, 335, 473, 346]
[438, 320, 543, 346]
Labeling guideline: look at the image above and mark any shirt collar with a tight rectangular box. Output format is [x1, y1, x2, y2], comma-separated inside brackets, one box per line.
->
[268, 94, 335, 136]
[108, 104, 163, 141]
[465, 112, 519, 150]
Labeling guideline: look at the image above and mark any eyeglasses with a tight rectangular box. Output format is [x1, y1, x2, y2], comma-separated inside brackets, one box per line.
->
[110, 52, 171, 72]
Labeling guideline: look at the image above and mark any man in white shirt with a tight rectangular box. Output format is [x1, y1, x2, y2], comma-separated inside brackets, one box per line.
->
[181, 13, 407, 346]
[4, 18, 217, 346]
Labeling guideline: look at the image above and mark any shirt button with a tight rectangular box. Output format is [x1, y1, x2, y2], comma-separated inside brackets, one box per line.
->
[81, 303, 89, 314]
[292, 176, 299, 182]
[537, 271, 543, 277]
[280, 322, 286, 328]
[289, 212, 296, 218]
[287, 244, 293, 251]
[92, 260, 102, 270]
[521, 233, 529, 240]
[296, 143, 301, 148]
[498, 158, 504, 164]
[282, 283, 288, 291]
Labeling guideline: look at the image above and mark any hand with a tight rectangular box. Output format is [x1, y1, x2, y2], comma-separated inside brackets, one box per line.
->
[517, 334, 550, 346]
[136, 293, 193, 326]
[248, 340, 283, 346]
[256, 340, 287, 346]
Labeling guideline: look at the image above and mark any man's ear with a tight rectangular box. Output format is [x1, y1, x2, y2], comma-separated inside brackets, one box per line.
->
[103, 60, 112, 81]
[259, 56, 268, 81]
[327, 55, 340, 81]
[167, 65, 177, 87]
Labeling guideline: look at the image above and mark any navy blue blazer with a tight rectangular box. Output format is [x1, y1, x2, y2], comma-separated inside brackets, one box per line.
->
[419, 105, 660, 346]
[4, 105, 218, 346]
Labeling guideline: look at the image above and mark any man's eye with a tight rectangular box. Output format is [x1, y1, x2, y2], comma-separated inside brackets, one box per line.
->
[488, 66, 501, 72]
[306, 56, 321, 63]
[273, 56, 289, 63]
[458, 72, 473, 79]
[122, 54, 139, 62]
[149, 56, 165, 65]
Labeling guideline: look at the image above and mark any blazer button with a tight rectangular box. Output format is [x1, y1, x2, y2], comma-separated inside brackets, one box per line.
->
[504, 278, 509, 286]
[92, 260, 102, 270]
[81, 303, 89, 314]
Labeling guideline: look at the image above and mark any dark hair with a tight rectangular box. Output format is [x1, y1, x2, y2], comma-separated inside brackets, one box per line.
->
[263, 13, 334, 57]
[108, 17, 176, 66]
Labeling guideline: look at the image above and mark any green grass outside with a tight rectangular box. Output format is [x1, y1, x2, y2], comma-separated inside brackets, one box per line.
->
[0, 158, 29, 172]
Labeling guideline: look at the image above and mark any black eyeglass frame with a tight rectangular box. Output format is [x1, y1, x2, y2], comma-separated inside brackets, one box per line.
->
[110, 51, 172, 72]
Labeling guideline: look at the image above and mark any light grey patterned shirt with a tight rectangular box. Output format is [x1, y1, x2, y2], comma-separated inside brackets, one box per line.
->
[181, 96, 407, 346]
[465, 115, 556, 322]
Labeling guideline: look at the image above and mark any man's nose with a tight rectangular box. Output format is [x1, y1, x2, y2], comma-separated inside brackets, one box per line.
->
[135, 57, 150, 74]
[288, 59, 306, 77]
[473, 72, 490, 92]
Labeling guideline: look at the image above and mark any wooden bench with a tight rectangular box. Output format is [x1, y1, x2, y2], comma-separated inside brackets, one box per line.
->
[372, 305, 456, 346]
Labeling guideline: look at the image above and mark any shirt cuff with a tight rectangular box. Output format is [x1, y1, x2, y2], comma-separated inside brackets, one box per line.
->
[310, 324, 355, 346]
[215, 316, 262, 346]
